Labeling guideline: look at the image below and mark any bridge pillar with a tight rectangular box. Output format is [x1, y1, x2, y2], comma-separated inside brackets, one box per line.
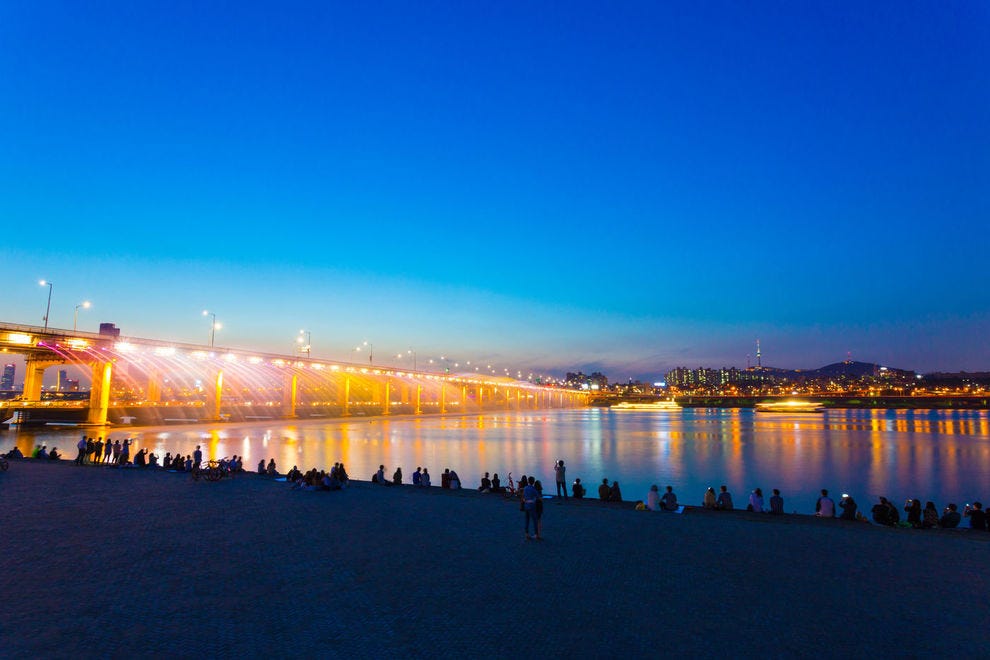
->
[383, 378, 391, 415]
[415, 383, 422, 415]
[461, 385, 468, 412]
[440, 382, 447, 414]
[22, 357, 63, 402]
[478, 386, 485, 410]
[86, 361, 113, 425]
[282, 373, 298, 418]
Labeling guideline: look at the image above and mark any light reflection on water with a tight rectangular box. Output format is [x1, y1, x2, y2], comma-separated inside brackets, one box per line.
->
[4, 408, 990, 513]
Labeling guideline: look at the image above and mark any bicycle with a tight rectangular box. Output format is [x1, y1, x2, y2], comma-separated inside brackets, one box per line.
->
[192, 459, 226, 482]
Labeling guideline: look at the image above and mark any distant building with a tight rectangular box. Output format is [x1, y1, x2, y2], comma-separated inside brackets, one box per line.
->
[1, 363, 14, 390]
[99, 323, 121, 338]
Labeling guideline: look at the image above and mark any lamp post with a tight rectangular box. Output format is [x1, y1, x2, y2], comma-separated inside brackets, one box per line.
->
[397, 349, 417, 371]
[73, 301, 91, 331]
[39, 280, 53, 331]
[297, 330, 312, 357]
[356, 341, 373, 365]
[202, 310, 220, 348]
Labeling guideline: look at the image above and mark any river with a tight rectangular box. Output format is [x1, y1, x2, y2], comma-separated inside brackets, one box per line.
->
[5, 407, 990, 514]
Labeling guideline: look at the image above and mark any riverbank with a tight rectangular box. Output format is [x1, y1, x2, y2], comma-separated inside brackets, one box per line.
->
[1, 460, 986, 658]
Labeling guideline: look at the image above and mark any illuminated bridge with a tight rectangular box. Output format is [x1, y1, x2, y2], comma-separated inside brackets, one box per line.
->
[0, 321, 588, 426]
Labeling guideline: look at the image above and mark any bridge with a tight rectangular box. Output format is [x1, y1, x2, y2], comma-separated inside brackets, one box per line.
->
[0, 321, 588, 426]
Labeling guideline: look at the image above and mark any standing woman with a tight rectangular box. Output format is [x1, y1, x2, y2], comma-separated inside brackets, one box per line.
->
[533, 479, 544, 539]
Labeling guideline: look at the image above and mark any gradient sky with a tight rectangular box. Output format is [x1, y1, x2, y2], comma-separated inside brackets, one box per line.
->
[2, 1, 988, 381]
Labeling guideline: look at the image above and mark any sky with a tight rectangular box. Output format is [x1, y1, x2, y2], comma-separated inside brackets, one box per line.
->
[2, 1, 988, 381]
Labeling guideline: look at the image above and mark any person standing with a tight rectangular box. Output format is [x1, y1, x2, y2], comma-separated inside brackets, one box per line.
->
[103, 438, 113, 464]
[554, 460, 567, 500]
[522, 477, 539, 540]
[193, 445, 203, 469]
[75, 435, 88, 466]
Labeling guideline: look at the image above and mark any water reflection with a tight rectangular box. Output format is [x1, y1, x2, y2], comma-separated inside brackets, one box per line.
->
[4, 408, 990, 514]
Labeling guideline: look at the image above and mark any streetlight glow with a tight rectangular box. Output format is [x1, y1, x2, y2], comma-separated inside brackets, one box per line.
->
[74, 300, 91, 331]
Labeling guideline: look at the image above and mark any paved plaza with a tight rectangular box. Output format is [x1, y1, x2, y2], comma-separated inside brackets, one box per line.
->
[1, 460, 987, 658]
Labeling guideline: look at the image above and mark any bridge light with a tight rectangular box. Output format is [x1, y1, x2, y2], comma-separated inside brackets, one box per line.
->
[7, 333, 33, 345]
[115, 342, 136, 353]
[66, 339, 89, 350]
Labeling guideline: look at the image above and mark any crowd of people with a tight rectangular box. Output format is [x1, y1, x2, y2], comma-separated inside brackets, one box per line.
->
[7, 441, 990, 534]
[1, 436, 279, 480]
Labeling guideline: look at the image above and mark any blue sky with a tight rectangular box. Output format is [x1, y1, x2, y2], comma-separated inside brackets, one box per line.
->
[2, 1, 988, 380]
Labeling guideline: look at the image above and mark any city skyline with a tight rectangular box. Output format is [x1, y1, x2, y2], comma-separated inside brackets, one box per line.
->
[2, 2, 987, 381]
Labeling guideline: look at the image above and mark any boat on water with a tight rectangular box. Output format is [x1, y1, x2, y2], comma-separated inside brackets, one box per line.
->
[755, 400, 826, 413]
[610, 400, 682, 411]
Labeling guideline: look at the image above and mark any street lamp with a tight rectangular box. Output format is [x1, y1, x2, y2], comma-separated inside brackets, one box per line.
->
[202, 310, 221, 347]
[39, 280, 53, 331]
[397, 349, 417, 371]
[355, 341, 373, 365]
[73, 301, 91, 331]
[296, 330, 312, 357]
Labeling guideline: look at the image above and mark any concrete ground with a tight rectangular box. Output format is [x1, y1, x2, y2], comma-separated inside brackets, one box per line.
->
[0, 460, 987, 658]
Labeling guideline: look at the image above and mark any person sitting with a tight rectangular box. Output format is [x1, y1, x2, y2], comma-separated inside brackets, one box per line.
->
[449, 470, 461, 489]
[871, 497, 899, 526]
[964, 502, 986, 530]
[392, 467, 402, 485]
[374, 465, 389, 485]
[48, 447, 61, 460]
[598, 478, 610, 501]
[183, 456, 193, 471]
[940, 503, 961, 528]
[257, 460, 266, 475]
[571, 478, 585, 499]
[322, 472, 342, 491]
[646, 485, 661, 511]
[921, 501, 939, 529]
[421, 468, 431, 487]
[148, 452, 159, 468]
[162, 453, 173, 470]
[441, 468, 451, 489]
[134, 449, 147, 467]
[286, 466, 302, 482]
[748, 488, 763, 513]
[4, 446, 24, 459]
[703, 487, 717, 509]
[266, 459, 277, 476]
[412, 467, 422, 486]
[37, 445, 49, 460]
[608, 481, 623, 502]
[839, 494, 858, 520]
[479, 472, 492, 492]
[491, 473, 503, 493]
[661, 486, 679, 512]
[816, 489, 835, 518]
[769, 488, 784, 514]
[904, 498, 922, 527]
[716, 485, 733, 511]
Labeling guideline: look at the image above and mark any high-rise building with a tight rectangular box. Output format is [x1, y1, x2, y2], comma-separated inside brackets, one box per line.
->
[1, 363, 14, 390]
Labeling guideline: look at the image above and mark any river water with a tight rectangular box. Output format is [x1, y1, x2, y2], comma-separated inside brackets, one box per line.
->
[5, 407, 990, 514]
